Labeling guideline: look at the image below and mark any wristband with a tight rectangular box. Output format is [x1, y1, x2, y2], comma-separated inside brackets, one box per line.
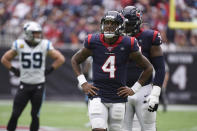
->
[131, 82, 142, 93]
[10, 66, 20, 77]
[45, 66, 55, 76]
[77, 74, 87, 86]
[10, 66, 16, 72]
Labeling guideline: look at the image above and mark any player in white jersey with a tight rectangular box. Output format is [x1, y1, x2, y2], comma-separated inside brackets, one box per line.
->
[1, 21, 65, 131]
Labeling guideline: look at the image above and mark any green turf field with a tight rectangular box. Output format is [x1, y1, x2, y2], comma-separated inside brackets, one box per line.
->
[0, 100, 197, 131]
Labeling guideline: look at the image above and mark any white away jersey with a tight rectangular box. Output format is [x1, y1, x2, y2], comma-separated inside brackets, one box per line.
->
[11, 39, 54, 84]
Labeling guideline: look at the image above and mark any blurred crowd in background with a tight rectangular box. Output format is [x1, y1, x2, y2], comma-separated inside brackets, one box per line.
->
[0, 0, 197, 48]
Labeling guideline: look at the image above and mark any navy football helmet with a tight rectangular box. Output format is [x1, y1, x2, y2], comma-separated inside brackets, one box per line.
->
[101, 11, 124, 38]
[121, 6, 142, 36]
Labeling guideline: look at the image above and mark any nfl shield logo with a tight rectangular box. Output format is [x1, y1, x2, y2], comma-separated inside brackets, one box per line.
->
[107, 47, 113, 51]
[120, 47, 125, 51]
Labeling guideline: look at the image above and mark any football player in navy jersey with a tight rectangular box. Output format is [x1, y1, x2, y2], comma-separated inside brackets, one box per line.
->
[71, 11, 153, 131]
[121, 6, 165, 131]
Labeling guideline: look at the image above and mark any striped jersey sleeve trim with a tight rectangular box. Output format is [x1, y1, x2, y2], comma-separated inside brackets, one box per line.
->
[47, 40, 51, 51]
[130, 37, 135, 49]
[152, 31, 158, 42]
[14, 41, 17, 50]
[88, 34, 92, 46]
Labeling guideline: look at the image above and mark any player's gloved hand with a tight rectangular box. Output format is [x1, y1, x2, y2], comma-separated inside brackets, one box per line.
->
[81, 82, 99, 96]
[10, 66, 20, 77]
[117, 86, 134, 97]
[146, 85, 161, 112]
[45, 66, 55, 76]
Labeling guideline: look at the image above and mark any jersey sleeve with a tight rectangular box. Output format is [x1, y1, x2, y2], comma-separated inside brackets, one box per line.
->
[46, 40, 54, 51]
[130, 37, 139, 52]
[152, 31, 162, 46]
[11, 40, 18, 51]
[83, 34, 93, 49]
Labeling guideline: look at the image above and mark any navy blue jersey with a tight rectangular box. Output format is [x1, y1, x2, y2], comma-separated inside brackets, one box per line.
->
[84, 33, 139, 103]
[126, 29, 162, 87]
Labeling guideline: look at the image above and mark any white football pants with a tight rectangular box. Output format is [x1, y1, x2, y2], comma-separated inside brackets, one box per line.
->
[88, 98, 126, 131]
[122, 84, 156, 131]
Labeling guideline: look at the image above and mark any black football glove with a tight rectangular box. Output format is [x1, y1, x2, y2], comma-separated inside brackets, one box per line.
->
[45, 66, 55, 76]
[148, 104, 159, 112]
[10, 66, 20, 77]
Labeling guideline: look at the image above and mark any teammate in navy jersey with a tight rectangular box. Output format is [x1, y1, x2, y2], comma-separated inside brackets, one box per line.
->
[71, 11, 153, 131]
[1, 21, 65, 131]
[121, 6, 165, 131]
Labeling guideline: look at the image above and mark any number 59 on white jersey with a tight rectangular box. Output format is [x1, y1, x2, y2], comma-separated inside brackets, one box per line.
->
[11, 39, 54, 84]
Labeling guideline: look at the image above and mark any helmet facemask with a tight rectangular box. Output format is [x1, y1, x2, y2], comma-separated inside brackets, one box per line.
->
[24, 22, 43, 45]
[121, 6, 142, 36]
[101, 11, 124, 39]
[25, 31, 42, 44]
[124, 18, 141, 36]
[102, 19, 120, 38]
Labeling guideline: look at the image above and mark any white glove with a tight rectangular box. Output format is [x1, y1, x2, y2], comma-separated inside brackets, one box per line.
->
[146, 85, 161, 112]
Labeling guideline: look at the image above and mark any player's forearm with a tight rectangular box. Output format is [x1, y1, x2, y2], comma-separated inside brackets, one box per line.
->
[71, 56, 83, 76]
[130, 63, 153, 93]
[138, 65, 153, 85]
[51, 55, 65, 69]
[1, 56, 12, 69]
[133, 54, 153, 86]
[1, 50, 16, 69]
[71, 49, 90, 76]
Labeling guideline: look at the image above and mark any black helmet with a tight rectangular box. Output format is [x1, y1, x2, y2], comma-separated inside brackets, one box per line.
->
[101, 11, 124, 38]
[121, 6, 142, 36]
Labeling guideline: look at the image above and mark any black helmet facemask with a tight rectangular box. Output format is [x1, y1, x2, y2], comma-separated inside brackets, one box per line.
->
[121, 6, 142, 36]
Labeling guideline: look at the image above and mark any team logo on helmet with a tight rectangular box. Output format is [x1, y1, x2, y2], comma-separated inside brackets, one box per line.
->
[136, 12, 140, 17]
[23, 21, 43, 45]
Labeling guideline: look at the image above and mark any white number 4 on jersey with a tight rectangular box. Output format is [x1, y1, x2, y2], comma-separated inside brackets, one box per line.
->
[102, 56, 116, 78]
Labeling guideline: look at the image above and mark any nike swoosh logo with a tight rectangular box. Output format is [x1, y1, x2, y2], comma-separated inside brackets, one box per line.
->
[144, 95, 148, 97]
